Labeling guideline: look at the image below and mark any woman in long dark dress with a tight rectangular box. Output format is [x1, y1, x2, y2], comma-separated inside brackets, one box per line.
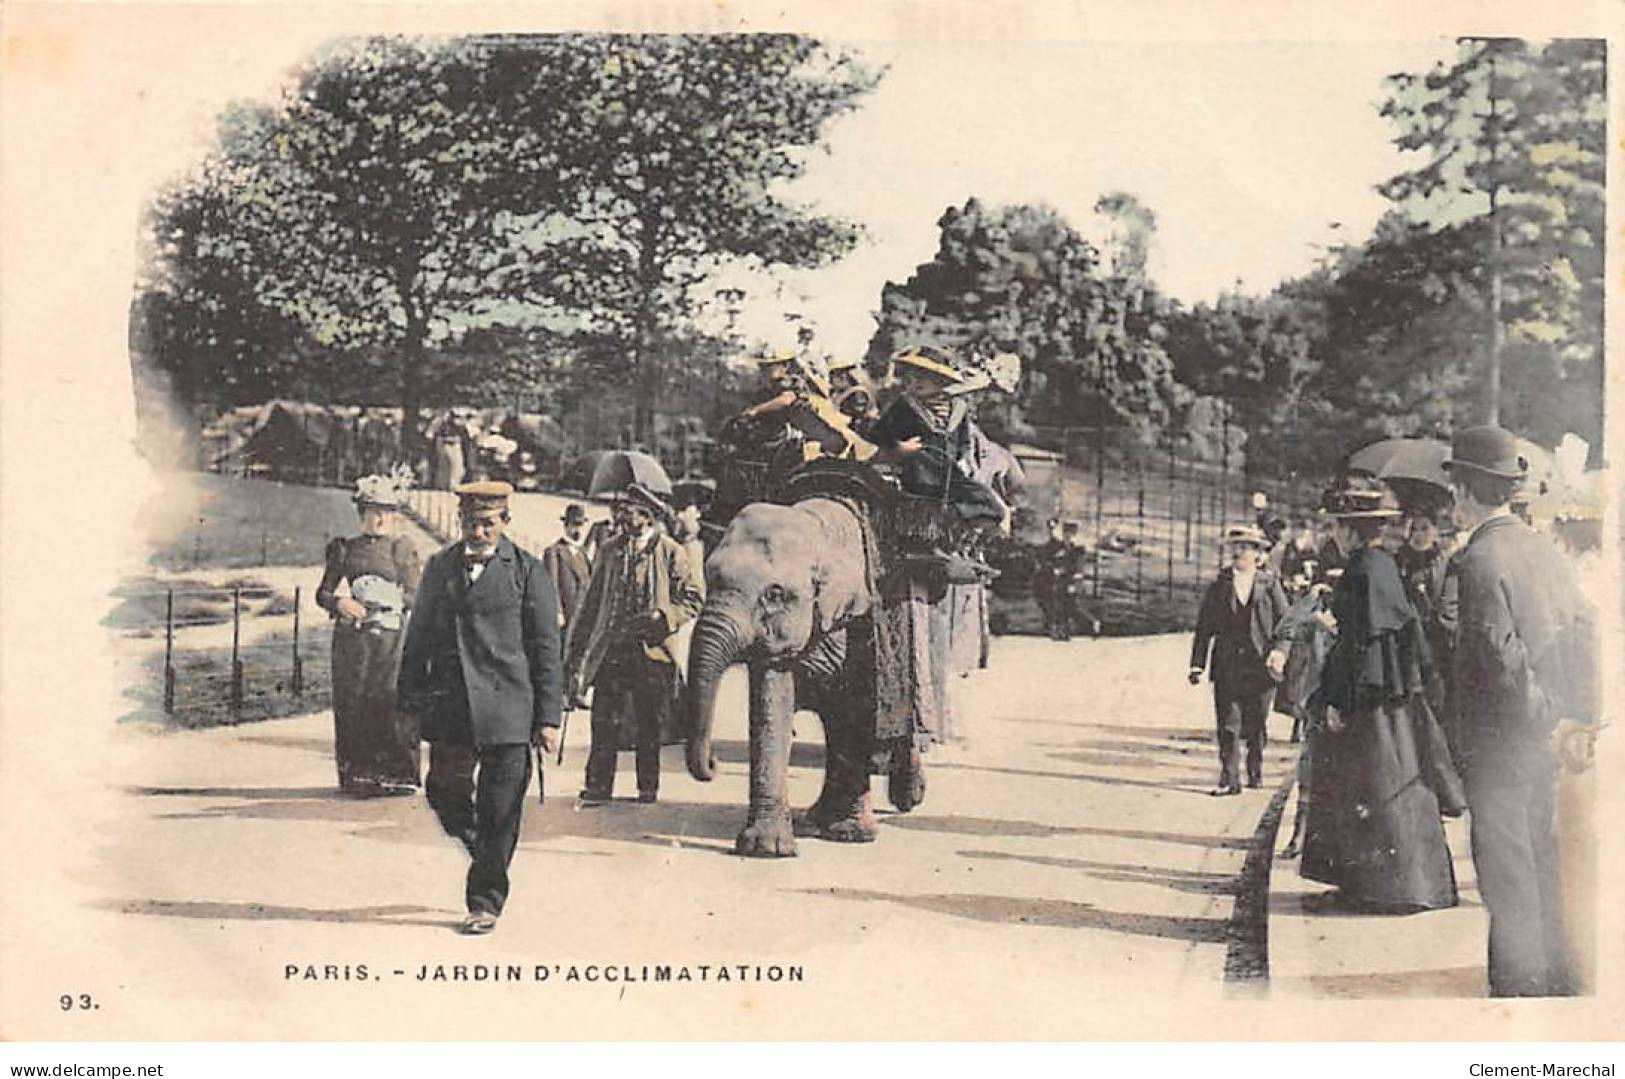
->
[315, 471, 422, 796]
[1300, 480, 1460, 912]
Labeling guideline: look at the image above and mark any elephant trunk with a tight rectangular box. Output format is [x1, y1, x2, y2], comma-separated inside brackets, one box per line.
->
[686, 608, 747, 781]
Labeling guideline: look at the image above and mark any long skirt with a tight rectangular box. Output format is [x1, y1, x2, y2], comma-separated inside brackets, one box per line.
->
[1300, 697, 1458, 910]
[331, 623, 420, 793]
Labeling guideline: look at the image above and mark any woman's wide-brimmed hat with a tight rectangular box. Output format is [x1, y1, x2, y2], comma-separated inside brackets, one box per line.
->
[1443, 425, 1530, 480]
[352, 466, 413, 509]
[1221, 524, 1269, 548]
[1321, 478, 1403, 519]
[756, 348, 798, 367]
[829, 355, 862, 373]
[892, 345, 964, 383]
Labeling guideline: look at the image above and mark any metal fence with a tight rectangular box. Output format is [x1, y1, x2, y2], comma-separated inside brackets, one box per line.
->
[122, 585, 327, 727]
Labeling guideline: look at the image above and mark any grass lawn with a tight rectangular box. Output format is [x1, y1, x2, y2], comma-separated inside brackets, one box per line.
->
[144, 474, 364, 570]
[122, 625, 335, 729]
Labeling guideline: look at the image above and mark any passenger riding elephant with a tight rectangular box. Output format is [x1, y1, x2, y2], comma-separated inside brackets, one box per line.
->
[686, 496, 923, 857]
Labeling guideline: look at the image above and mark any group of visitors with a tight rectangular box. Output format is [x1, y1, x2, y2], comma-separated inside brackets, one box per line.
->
[313, 467, 707, 934]
[1189, 425, 1597, 997]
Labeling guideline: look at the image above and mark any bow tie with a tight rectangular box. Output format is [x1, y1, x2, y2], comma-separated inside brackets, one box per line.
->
[465, 551, 494, 565]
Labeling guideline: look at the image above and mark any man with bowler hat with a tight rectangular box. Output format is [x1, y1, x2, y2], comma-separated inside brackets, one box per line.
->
[566, 482, 703, 806]
[1445, 425, 1596, 996]
[397, 480, 563, 935]
[1189, 523, 1290, 795]
[543, 503, 594, 634]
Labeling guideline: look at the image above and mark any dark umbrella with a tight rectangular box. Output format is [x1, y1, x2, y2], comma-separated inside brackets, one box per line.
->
[1345, 438, 1452, 515]
[560, 450, 610, 493]
[1345, 438, 1451, 488]
[588, 450, 673, 498]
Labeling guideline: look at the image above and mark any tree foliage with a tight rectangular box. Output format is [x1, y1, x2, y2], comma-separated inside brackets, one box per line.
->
[1377, 37, 1605, 441]
[134, 34, 880, 448]
[865, 198, 1236, 458]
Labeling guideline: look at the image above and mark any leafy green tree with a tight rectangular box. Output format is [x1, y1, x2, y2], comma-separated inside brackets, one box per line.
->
[226, 37, 577, 453]
[1379, 37, 1605, 437]
[134, 162, 313, 406]
[866, 198, 1226, 456]
[504, 34, 882, 441]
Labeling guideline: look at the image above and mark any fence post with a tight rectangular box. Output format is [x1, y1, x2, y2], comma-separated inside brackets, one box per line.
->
[192, 518, 204, 570]
[260, 525, 269, 567]
[163, 589, 175, 716]
[1135, 459, 1144, 603]
[291, 585, 304, 696]
[230, 586, 244, 718]
[1166, 450, 1176, 602]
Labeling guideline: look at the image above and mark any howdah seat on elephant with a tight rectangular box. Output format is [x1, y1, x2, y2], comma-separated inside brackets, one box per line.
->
[685, 457, 987, 857]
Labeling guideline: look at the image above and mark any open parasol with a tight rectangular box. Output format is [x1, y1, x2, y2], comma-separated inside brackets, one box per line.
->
[1344, 437, 1452, 515]
[588, 450, 673, 498]
[559, 450, 610, 493]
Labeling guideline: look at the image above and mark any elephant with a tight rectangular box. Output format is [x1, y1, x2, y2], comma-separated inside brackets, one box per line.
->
[685, 495, 928, 857]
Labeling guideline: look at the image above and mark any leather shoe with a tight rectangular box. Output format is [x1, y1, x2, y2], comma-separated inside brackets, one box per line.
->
[1246, 777, 1263, 789]
[577, 790, 609, 807]
[459, 911, 498, 935]
[637, 791, 658, 804]
[1210, 784, 1241, 797]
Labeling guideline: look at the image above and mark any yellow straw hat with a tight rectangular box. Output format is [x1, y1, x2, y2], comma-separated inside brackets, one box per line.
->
[892, 345, 963, 383]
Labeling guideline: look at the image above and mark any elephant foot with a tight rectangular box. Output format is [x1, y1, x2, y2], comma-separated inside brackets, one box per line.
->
[887, 748, 927, 813]
[793, 792, 835, 836]
[818, 801, 878, 844]
[736, 811, 797, 858]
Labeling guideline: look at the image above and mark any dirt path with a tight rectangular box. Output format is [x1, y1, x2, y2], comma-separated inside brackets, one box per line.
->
[10, 633, 1321, 1039]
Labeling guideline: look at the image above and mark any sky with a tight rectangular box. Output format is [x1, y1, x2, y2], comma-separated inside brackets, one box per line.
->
[741, 37, 1457, 359]
[115, 25, 1455, 362]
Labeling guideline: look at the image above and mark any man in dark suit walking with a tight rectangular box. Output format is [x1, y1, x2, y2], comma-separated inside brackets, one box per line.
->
[397, 481, 563, 935]
[542, 503, 593, 635]
[1445, 426, 1596, 996]
[1189, 524, 1290, 795]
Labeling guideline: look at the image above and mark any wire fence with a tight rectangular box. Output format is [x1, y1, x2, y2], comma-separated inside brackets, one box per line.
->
[118, 584, 332, 728]
[999, 439, 1328, 634]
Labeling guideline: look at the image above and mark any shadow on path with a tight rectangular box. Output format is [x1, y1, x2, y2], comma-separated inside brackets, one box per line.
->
[535, 798, 746, 857]
[958, 849, 1238, 896]
[1280, 965, 1487, 999]
[237, 734, 335, 756]
[933, 759, 1217, 795]
[710, 738, 826, 771]
[881, 813, 1250, 851]
[801, 887, 1228, 943]
[96, 898, 459, 930]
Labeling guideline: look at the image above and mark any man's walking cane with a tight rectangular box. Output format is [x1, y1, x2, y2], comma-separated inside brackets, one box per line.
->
[540, 707, 572, 805]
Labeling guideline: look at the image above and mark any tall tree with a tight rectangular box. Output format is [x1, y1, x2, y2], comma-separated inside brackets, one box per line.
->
[508, 35, 882, 441]
[135, 158, 312, 406]
[202, 37, 577, 452]
[866, 198, 1221, 454]
[1379, 37, 1606, 434]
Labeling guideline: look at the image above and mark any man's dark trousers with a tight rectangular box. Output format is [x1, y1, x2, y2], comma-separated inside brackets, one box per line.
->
[1465, 763, 1575, 997]
[1214, 676, 1271, 788]
[426, 741, 532, 917]
[584, 645, 666, 798]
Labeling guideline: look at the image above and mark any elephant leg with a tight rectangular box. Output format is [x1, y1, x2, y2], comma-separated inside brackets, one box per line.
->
[736, 664, 797, 858]
[815, 704, 877, 844]
[790, 632, 848, 836]
[887, 741, 927, 813]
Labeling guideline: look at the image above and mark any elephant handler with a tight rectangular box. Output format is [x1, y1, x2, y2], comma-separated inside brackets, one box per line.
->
[566, 482, 705, 806]
[397, 480, 564, 936]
